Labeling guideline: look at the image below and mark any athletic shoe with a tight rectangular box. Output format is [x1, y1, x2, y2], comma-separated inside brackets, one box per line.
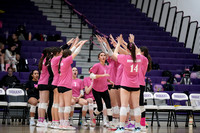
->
[141, 126, 147, 132]
[69, 119, 73, 126]
[49, 122, 55, 128]
[29, 119, 36, 126]
[135, 127, 141, 132]
[62, 125, 76, 130]
[90, 121, 96, 127]
[58, 124, 63, 129]
[108, 122, 117, 131]
[125, 122, 135, 130]
[36, 121, 48, 127]
[115, 127, 125, 132]
[82, 120, 88, 126]
[103, 121, 108, 127]
[53, 122, 60, 129]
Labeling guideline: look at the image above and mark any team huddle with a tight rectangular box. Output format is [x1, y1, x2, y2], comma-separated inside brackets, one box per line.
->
[27, 34, 152, 132]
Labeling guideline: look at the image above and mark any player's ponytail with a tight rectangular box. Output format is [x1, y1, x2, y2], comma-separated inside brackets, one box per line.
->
[58, 49, 72, 74]
[127, 42, 136, 62]
[140, 46, 152, 72]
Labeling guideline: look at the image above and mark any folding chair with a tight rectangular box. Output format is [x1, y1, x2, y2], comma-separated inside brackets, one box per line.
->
[189, 93, 200, 127]
[172, 93, 193, 127]
[154, 92, 177, 127]
[144, 92, 160, 126]
[6, 88, 28, 125]
[0, 88, 8, 124]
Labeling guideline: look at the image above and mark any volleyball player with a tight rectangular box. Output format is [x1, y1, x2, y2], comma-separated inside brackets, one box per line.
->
[36, 48, 51, 127]
[49, 47, 63, 129]
[89, 51, 116, 129]
[70, 67, 88, 126]
[26, 70, 39, 126]
[113, 35, 146, 132]
[57, 40, 87, 130]
[83, 67, 96, 127]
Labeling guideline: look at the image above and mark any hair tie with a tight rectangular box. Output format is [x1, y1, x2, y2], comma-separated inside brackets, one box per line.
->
[41, 53, 44, 57]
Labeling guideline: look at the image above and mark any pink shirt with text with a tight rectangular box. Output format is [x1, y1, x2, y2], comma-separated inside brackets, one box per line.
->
[72, 78, 83, 97]
[115, 63, 123, 86]
[117, 54, 144, 88]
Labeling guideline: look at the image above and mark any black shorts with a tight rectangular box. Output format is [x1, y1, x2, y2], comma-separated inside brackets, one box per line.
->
[115, 85, 121, 90]
[49, 85, 57, 91]
[38, 84, 49, 91]
[121, 86, 140, 92]
[58, 86, 71, 93]
[28, 95, 39, 100]
[108, 85, 113, 90]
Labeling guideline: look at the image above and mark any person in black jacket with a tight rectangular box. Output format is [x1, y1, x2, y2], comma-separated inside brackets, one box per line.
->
[26, 70, 39, 126]
[0, 67, 20, 88]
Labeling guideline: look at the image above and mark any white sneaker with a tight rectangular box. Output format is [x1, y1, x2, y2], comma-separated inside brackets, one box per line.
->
[141, 126, 147, 132]
[47, 121, 52, 128]
[69, 119, 73, 126]
[36, 121, 48, 127]
[90, 121, 96, 127]
[29, 119, 36, 126]
[50, 122, 55, 128]
[103, 121, 108, 127]
[62, 125, 76, 130]
[53, 122, 60, 129]
[36, 121, 42, 127]
[82, 120, 88, 126]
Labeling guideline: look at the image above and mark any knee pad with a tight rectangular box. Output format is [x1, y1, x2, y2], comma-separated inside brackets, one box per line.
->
[40, 103, 48, 110]
[107, 109, 113, 116]
[64, 106, 71, 113]
[71, 105, 74, 112]
[38, 103, 41, 108]
[52, 103, 59, 109]
[120, 106, 127, 116]
[130, 109, 134, 116]
[103, 103, 106, 110]
[82, 105, 88, 111]
[134, 107, 141, 116]
[140, 106, 145, 113]
[126, 106, 130, 112]
[58, 107, 64, 113]
[88, 103, 93, 110]
[30, 105, 36, 113]
[113, 106, 119, 115]
[94, 109, 101, 115]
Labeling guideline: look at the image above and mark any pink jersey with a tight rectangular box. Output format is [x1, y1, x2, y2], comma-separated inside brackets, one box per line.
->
[90, 63, 108, 92]
[38, 58, 50, 85]
[138, 55, 148, 86]
[83, 77, 95, 100]
[115, 63, 124, 86]
[57, 55, 73, 89]
[117, 54, 144, 88]
[51, 56, 62, 86]
[72, 78, 83, 97]
[107, 57, 117, 84]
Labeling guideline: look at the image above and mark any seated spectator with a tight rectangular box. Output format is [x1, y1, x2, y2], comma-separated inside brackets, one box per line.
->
[0, 42, 5, 71]
[26, 70, 40, 126]
[5, 43, 18, 71]
[16, 25, 28, 40]
[12, 33, 21, 60]
[180, 68, 192, 85]
[0, 67, 20, 89]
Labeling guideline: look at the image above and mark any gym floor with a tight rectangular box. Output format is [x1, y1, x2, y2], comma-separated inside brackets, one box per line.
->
[0, 121, 199, 133]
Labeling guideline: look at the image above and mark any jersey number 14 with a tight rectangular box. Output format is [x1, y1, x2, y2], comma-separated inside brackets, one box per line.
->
[130, 64, 138, 72]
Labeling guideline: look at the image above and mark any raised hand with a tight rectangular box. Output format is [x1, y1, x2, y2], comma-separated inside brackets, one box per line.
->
[67, 38, 74, 46]
[129, 34, 135, 43]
